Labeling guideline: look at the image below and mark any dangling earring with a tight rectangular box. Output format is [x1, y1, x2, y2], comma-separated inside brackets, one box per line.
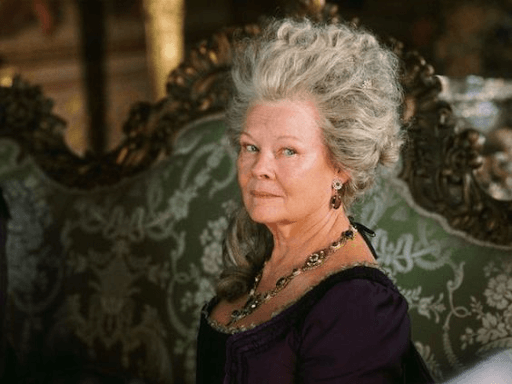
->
[330, 179, 343, 210]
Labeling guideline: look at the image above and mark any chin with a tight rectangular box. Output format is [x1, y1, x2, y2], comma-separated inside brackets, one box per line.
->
[246, 206, 286, 225]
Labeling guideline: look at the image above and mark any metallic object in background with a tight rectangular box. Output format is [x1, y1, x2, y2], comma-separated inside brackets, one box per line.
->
[143, 0, 184, 101]
[0, 66, 15, 88]
[439, 76, 512, 202]
[397, 59, 512, 249]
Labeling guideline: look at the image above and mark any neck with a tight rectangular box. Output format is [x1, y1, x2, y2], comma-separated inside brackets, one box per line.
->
[265, 209, 351, 270]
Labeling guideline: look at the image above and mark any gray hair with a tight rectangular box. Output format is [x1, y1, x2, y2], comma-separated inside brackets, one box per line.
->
[217, 18, 403, 301]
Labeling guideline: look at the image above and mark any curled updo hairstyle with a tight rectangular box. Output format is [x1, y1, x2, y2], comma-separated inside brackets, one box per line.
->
[217, 18, 403, 301]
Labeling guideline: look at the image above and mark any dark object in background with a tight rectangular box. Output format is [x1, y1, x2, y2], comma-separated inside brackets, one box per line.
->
[0, 187, 10, 381]
[0, 0, 63, 37]
[76, 0, 108, 155]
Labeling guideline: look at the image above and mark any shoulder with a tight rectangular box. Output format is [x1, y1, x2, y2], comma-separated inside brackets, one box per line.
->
[316, 266, 406, 313]
[296, 267, 411, 382]
[302, 267, 409, 335]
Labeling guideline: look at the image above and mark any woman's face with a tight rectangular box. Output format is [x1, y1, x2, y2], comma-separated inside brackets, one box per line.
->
[237, 99, 346, 227]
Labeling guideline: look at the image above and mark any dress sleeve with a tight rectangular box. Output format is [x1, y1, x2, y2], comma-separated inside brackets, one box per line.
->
[296, 278, 410, 383]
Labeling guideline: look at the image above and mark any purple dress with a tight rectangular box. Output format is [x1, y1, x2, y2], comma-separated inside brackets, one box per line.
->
[196, 265, 435, 383]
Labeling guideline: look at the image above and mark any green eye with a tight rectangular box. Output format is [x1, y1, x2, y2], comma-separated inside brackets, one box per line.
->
[283, 148, 296, 157]
[243, 144, 258, 153]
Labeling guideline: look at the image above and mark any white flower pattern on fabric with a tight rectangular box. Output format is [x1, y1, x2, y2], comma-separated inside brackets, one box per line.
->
[400, 286, 445, 323]
[476, 313, 508, 344]
[168, 187, 197, 221]
[504, 305, 512, 333]
[460, 260, 512, 356]
[199, 216, 228, 277]
[484, 274, 512, 310]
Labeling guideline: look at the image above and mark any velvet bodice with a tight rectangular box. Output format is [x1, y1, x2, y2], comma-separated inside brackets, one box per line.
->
[196, 265, 434, 383]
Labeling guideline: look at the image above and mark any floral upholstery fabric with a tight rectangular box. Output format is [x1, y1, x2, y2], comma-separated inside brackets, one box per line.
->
[350, 172, 512, 381]
[1, 113, 511, 383]
[1, 114, 238, 383]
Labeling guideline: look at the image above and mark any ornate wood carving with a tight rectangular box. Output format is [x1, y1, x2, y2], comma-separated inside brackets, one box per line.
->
[0, 0, 510, 247]
[395, 47, 512, 248]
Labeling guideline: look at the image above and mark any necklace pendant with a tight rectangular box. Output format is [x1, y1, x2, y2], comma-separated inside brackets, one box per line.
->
[232, 309, 241, 318]
[243, 294, 262, 315]
[276, 277, 287, 289]
[227, 225, 357, 327]
[306, 253, 323, 268]
[229, 309, 243, 325]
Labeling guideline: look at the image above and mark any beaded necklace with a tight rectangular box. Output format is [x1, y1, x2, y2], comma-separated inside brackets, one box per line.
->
[227, 224, 357, 326]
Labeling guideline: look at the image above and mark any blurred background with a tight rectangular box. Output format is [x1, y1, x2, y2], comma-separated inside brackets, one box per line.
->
[1, 0, 511, 155]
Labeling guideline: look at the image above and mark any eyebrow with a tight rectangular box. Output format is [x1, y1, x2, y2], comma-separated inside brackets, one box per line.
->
[239, 132, 302, 141]
[277, 135, 301, 141]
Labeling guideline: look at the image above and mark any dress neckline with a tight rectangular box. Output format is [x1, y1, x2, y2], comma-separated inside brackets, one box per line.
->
[204, 261, 386, 335]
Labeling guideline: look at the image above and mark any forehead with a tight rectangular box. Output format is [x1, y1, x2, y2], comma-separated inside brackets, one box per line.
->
[243, 99, 324, 142]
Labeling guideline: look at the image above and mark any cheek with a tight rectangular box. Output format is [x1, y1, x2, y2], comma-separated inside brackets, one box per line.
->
[292, 163, 335, 196]
[237, 158, 249, 187]
[289, 158, 329, 184]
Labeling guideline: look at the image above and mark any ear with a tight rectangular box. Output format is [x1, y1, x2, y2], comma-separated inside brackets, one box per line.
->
[334, 167, 351, 184]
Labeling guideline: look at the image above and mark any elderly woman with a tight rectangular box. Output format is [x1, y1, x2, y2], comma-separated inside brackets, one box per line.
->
[196, 18, 434, 383]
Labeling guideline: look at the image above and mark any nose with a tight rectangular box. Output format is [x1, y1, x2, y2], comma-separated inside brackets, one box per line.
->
[251, 152, 275, 179]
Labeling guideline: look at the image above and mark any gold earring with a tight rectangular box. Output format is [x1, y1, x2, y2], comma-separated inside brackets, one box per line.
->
[331, 179, 342, 209]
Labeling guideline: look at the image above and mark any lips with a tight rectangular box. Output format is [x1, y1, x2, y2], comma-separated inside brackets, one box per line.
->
[250, 190, 281, 198]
